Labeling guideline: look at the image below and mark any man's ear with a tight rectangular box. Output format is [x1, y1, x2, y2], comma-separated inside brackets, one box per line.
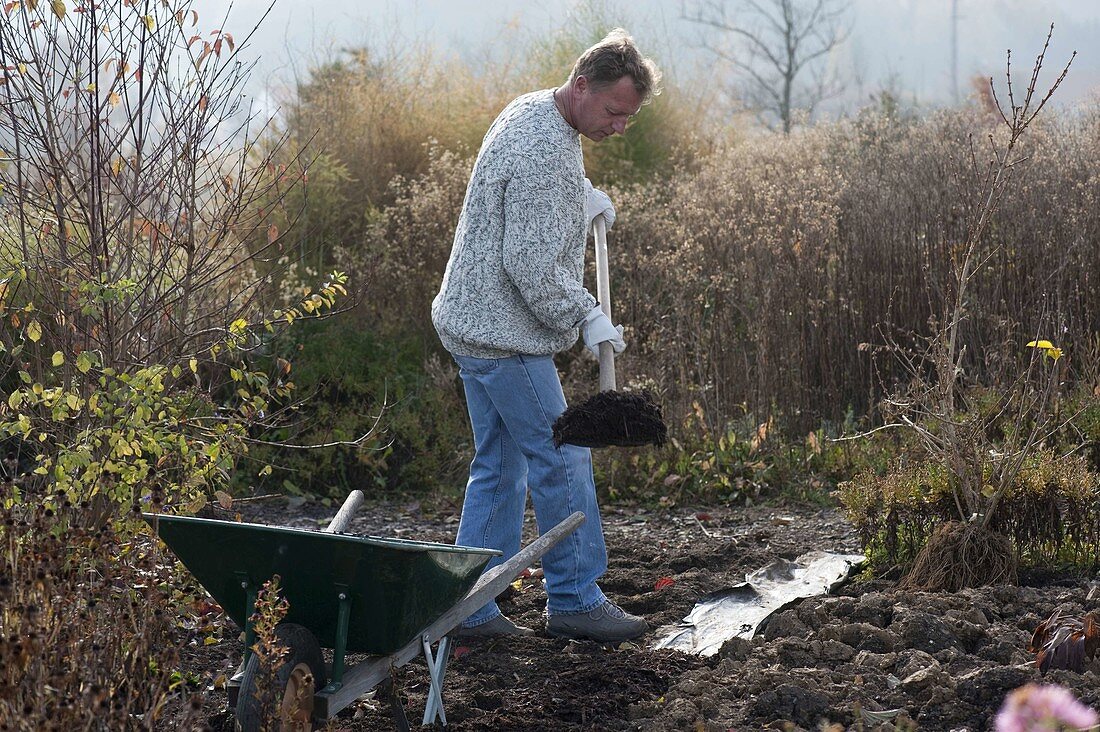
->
[574, 75, 588, 94]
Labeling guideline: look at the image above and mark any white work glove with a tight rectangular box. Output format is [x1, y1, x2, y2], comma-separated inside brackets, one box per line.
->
[581, 304, 626, 357]
[584, 178, 616, 230]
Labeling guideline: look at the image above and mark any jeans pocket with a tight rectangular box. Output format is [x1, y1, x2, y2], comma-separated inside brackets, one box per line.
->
[454, 355, 499, 375]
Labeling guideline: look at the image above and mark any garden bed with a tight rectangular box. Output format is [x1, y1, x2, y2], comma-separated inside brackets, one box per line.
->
[170, 497, 1100, 730]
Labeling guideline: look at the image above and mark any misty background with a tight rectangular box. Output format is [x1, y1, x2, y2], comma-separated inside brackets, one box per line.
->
[194, 0, 1097, 118]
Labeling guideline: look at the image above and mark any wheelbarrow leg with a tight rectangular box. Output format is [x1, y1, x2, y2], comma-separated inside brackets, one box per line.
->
[421, 633, 453, 726]
[227, 573, 259, 708]
[322, 587, 353, 693]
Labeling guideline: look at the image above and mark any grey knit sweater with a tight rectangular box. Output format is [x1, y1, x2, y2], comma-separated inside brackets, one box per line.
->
[431, 89, 597, 358]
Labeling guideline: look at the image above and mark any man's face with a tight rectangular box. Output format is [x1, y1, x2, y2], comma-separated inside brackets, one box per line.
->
[572, 75, 644, 142]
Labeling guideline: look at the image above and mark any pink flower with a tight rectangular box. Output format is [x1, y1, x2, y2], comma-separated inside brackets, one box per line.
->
[995, 684, 1098, 732]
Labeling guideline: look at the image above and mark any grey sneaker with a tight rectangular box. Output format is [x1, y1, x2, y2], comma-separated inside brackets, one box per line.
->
[454, 614, 535, 639]
[546, 601, 649, 642]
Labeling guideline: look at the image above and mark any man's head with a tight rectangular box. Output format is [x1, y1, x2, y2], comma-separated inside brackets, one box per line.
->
[559, 28, 662, 142]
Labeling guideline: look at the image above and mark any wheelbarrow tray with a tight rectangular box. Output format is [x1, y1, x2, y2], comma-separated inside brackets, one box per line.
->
[145, 514, 500, 655]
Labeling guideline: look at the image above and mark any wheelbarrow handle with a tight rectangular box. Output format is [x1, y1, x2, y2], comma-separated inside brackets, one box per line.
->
[325, 490, 366, 533]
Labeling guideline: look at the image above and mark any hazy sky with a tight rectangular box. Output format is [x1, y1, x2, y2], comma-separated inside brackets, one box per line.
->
[195, 0, 1097, 111]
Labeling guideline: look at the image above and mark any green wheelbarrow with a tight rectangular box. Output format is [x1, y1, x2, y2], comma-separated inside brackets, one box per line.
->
[145, 491, 584, 731]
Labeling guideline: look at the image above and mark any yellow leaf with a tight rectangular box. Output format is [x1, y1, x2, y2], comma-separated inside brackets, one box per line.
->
[258, 465, 272, 477]
[76, 351, 92, 373]
[142, 14, 153, 31]
[51, 351, 64, 366]
[203, 636, 219, 646]
[510, 579, 523, 591]
[26, 319, 41, 342]
[1026, 340, 1054, 350]
[212, 673, 227, 689]
[7, 391, 20, 409]
[66, 393, 79, 410]
[17, 63, 26, 75]
[108, 91, 121, 108]
[189, 358, 198, 374]
[183, 496, 206, 515]
[50, 0, 63, 19]
[86, 82, 96, 92]
[1046, 347, 1063, 362]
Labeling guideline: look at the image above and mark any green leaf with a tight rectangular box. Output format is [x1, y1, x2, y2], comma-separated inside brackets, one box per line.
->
[52, 351, 64, 367]
[76, 352, 93, 373]
[7, 391, 21, 410]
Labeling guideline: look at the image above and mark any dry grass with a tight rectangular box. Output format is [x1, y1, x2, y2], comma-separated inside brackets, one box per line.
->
[0, 500, 199, 730]
[608, 107, 1100, 435]
[325, 99, 1099, 441]
[284, 82, 1100, 499]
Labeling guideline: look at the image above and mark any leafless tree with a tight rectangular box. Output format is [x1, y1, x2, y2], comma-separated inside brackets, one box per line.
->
[0, 0, 311, 373]
[0, 0, 369, 515]
[681, 0, 853, 133]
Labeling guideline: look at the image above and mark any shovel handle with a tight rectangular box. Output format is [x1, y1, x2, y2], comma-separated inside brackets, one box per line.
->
[593, 216, 617, 392]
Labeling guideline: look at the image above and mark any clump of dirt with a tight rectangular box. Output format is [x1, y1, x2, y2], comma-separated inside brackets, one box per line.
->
[170, 498, 1100, 731]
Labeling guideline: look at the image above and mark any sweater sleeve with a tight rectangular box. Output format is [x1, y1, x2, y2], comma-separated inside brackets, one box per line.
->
[500, 164, 596, 333]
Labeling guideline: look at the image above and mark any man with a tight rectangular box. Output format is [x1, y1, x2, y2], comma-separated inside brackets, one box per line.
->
[431, 29, 661, 642]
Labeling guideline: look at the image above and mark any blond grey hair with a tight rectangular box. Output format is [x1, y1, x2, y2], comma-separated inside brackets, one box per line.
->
[567, 28, 662, 103]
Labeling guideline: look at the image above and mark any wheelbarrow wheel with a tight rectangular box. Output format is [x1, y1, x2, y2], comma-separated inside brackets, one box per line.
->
[236, 622, 327, 732]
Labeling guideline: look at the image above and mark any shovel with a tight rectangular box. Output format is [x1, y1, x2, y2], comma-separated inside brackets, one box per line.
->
[552, 215, 667, 449]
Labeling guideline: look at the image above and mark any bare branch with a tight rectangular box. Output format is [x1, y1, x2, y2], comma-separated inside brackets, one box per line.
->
[681, 0, 852, 132]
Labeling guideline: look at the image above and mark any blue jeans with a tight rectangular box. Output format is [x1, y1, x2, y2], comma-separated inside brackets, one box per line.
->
[452, 353, 608, 626]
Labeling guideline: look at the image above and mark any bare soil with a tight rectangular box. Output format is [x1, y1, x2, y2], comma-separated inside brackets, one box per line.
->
[171, 496, 1100, 731]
